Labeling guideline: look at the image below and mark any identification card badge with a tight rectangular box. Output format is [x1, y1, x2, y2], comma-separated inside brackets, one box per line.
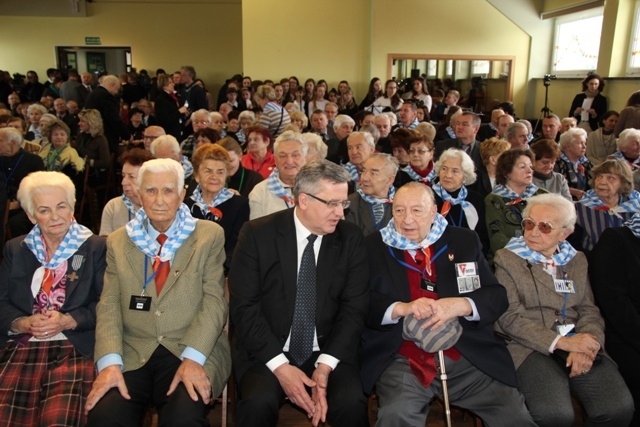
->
[129, 295, 152, 311]
[553, 322, 576, 336]
[455, 262, 480, 293]
[421, 278, 437, 293]
[554, 279, 575, 293]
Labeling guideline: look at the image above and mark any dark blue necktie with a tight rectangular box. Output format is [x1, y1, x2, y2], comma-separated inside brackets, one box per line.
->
[289, 234, 317, 365]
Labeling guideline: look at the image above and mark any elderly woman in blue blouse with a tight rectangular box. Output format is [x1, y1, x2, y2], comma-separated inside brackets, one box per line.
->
[574, 158, 640, 252]
[494, 193, 633, 427]
[0, 171, 106, 426]
[432, 148, 489, 254]
[485, 148, 547, 256]
[184, 143, 249, 274]
[555, 128, 592, 201]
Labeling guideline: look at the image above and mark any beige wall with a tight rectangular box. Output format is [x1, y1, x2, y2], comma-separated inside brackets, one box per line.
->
[0, 2, 243, 96]
[371, 0, 531, 115]
[241, 0, 372, 98]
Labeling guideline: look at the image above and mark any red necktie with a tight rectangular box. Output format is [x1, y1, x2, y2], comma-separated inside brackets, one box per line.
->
[414, 248, 426, 265]
[153, 234, 170, 295]
[440, 200, 451, 218]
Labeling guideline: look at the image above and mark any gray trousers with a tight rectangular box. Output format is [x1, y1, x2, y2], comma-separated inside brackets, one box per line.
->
[516, 351, 634, 427]
[375, 355, 536, 427]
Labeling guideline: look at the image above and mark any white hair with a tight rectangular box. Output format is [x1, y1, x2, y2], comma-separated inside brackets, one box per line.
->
[17, 171, 76, 217]
[0, 127, 23, 147]
[333, 114, 355, 131]
[301, 132, 328, 160]
[274, 130, 308, 156]
[137, 158, 185, 190]
[559, 127, 587, 151]
[522, 193, 576, 233]
[190, 109, 212, 123]
[150, 135, 180, 157]
[618, 128, 640, 151]
[27, 103, 47, 115]
[347, 131, 375, 148]
[434, 148, 477, 186]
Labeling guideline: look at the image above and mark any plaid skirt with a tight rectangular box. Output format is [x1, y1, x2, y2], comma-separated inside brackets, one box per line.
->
[0, 339, 96, 427]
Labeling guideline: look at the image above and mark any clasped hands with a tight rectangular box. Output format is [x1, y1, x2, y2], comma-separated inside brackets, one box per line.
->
[11, 310, 76, 339]
[556, 333, 601, 378]
[392, 297, 472, 330]
[273, 362, 331, 427]
[84, 358, 211, 415]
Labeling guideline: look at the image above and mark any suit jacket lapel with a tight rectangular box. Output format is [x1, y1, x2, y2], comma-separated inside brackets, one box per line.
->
[358, 198, 376, 233]
[276, 212, 298, 315]
[316, 230, 342, 315]
[385, 245, 411, 301]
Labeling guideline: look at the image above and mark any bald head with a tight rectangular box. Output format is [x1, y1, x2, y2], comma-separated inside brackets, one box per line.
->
[143, 126, 166, 151]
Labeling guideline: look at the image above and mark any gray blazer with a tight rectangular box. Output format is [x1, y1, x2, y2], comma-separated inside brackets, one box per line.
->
[94, 220, 231, 396]
[494, 248, 604, 369]
[344, 192, 392, 237]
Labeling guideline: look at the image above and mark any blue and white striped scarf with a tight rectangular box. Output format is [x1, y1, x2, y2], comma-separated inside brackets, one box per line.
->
[402, 164, 435, 184]
[625, 213, 640, 238]
[560, 152, 589, 170]
[181, 155, 194, 178]
[266, 168, 294, 205]
[611, 151, 640, 170]
[446, 126, 456, 139]
[401, 119, 419, 130]
[432, 183, 478, 230]
[343, 162, 360, 182]
[492, 183, 539, 200]
[578, 189, 640, 217]
[24, 220, 93, 269]
[504, 236, 577, 266]
[190, 185, 234, 216]
[125, 203, 197, 262]
[381, 213, 448, 250]
[122, 194, 138, 217]
[357, 186, 395, 205]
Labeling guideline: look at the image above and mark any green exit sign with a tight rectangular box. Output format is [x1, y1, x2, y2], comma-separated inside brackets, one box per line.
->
[85, 37, 101, 45]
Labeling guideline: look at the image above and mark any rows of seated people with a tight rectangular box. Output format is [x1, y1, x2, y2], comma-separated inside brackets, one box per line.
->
[0, 66, 639, 426]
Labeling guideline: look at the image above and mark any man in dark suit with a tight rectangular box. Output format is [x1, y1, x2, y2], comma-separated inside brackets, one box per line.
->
[229, 160, 369, 427]
[361, 182, 536, 426]
[76, 72, 95, 109]
[435, 111, 490, 197]
[345, 153, 397, 236]
[85, 75, 131, 153]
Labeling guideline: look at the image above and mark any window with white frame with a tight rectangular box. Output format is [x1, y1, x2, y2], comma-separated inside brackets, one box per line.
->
[552, 7, 603, 76]
[627, 0, 640, 75]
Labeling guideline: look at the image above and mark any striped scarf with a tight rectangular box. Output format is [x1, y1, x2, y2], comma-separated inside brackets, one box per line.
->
[381, 213, 448, 250]
[125, 203, 197, 262]
[492, 183, 539, 201]
[402, 164, 435, 185]
[190, 185, 234, 216]
[579, 189, 640, 218]
[357, 187, 395, 224]
[432, 183, 478, 230]
[122, 194, 139, 217]
[24, 219, 93, 269]
[610, 151, 640, 171]
[504, 236, 577, 266]
[446, 126, 456, 139]
[181, 155, 194, 178]
[625, 213, 640, 238]
[266, 168, 294, 205]
[343, 162, 360, 182]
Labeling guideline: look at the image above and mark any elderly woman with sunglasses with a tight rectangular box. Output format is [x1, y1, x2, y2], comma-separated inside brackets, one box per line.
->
[493, 193, 633, 427]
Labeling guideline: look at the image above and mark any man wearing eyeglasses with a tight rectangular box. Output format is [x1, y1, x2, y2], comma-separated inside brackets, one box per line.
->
[229, 159, 370, 427]
[360, 182, 536, 426]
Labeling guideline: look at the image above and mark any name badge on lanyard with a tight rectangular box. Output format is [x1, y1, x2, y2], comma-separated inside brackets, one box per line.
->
[554, 279, 575, 293]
